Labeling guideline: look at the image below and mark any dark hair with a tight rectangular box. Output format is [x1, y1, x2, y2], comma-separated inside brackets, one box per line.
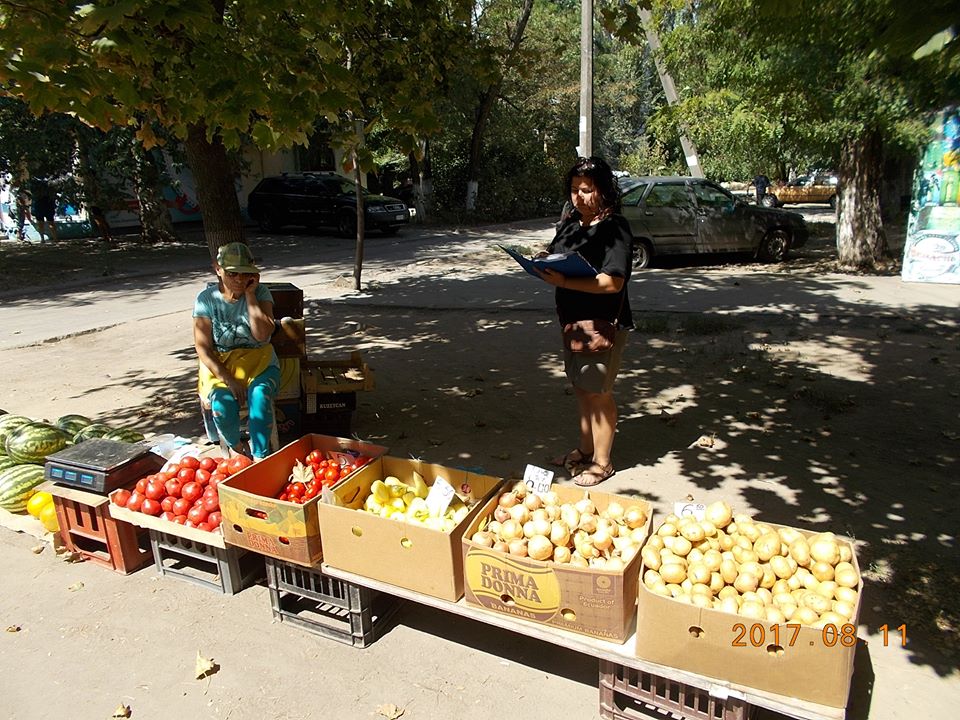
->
[565, 156, 621, 214]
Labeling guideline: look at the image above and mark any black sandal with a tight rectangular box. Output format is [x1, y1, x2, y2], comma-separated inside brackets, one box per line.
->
[548, 448, 593, 472]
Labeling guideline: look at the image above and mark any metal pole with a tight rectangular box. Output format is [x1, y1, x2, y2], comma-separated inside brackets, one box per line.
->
[638, 8, 703, 177]
[578, 0, 593, 158]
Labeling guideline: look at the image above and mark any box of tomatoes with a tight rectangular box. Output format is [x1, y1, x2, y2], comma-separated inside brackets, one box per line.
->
[218, 435, 388, 566]
[108, 452, 245, 549]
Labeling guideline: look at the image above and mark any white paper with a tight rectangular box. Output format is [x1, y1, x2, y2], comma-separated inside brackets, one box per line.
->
[523, 464, 554, 496]
[425, 476, 455, 518]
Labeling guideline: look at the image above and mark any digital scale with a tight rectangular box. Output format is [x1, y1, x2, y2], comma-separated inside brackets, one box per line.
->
[44, 439, 166, 494]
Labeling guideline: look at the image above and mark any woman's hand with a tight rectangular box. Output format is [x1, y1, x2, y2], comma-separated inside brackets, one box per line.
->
[226, 376, 247, 407]
[244, 272, 260, 295]
[538, 268, 565, 287]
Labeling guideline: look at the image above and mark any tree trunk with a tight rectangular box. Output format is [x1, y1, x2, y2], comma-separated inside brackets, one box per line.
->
[128, 137, 177, 244]
[836, 129, 887, 268]
[184, 121, 246, 258]
[464, 0, 534, 210]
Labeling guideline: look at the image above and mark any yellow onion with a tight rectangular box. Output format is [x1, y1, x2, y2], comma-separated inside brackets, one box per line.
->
[523, 493, 542, 511]
[553, 546, 572, 564]
[499, 519, 523, 541]
[575, 497, 596, 516]
[492, 540, 510, 554]
[508, 504, 530, 525]
[527, 535, 553, 561]
[508, 538, 528, 557]
[471, 531, 494, 547]
[550, 521, 571, 547]
[498, 492, 518, 508]
[624, 506, 648, 529]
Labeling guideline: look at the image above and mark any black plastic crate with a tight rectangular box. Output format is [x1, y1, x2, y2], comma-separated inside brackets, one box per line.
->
[599, 660, 756, 720]
[265, 557, 400, 647]
[149, 529, 264, 595]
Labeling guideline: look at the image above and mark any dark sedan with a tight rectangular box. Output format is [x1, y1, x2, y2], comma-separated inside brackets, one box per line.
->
[620, 176, 808, 268]
[247, 171, 411, 236]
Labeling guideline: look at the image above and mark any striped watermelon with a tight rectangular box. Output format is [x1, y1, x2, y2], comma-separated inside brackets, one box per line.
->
[0, 464, 46, 512]
[5, 422, 71, 464]
[0, 456, 19, 473]
[56, 414, 93, 437]
[0, 415, 33, 454]
[102, 427, 146, 444]
[72, 423, 114, 443]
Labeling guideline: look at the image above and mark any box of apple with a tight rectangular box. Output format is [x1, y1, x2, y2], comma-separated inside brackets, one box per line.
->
[111, 454, 253, 532]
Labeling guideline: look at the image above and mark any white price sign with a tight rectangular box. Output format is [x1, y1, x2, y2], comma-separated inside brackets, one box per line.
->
[522, 465, 554, 497]
[425, 476, 456, 518]
[674, 502, 706, 520]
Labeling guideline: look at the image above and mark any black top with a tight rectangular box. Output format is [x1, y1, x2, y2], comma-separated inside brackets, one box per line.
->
[548, 213, 633, 329]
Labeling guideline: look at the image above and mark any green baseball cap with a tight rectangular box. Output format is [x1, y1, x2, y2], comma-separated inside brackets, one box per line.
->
[216, 242, 260, 274]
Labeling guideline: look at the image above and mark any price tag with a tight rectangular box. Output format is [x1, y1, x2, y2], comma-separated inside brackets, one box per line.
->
[425, 476, 456, 518]
[674, 502, 706, 520]
[523, 465, 554, 497]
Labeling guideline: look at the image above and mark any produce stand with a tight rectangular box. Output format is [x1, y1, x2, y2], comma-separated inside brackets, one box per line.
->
[320, 564, 846, 720]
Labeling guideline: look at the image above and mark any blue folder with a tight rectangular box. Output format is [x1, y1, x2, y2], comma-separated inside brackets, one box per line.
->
[499, 245, 598, 278]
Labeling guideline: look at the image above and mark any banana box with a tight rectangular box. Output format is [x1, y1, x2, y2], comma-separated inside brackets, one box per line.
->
[317, 457, 504, 601]
[461, 485, 652, 642]
[218, 434, 387, 566]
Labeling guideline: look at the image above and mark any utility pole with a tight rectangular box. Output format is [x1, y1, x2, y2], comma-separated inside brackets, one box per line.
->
[638, 8, 703, 177]
[578, 0, 593, 158]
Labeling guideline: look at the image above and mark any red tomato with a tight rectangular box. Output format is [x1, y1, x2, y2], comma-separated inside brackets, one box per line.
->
[161, 511, 177, 522]
[187, 505, 209, 525]
[202, 494, 220, 513]
[161, 496, 176, 514]
[184, 519, 196, 528]
[135, 478, 148, 494]
[179, 456, 200, 470]
[208, 472, 227, 488]
[341, 464, 356, 476]
[305, 450, 324, 465]
[206, 511, 222, 529]
[203, 485, 218, 498]
[227, 455, 253, 475]
[141, 498, 162, 516]
[164, 479, 183, 498]
[164, 464, 181, 476]
[173, 515, 188, 525]
[324, 467, 340, 484]
[289, 482, 305, 497]
[172, 497, 192, 516]
[304, 486, 319, 500]
[199, 457, 218, 472]
[317, 459, 329, 469]
[278, 492, 288, 501]
[181, 482, 203, 503]
[144, 479, 166, 501]
[125, 491, 145, 512]
[177, 467, 196, 483]
[113, 489, 132, 507]
[197, 522, 213, 532]
[195, 469, 211, 486]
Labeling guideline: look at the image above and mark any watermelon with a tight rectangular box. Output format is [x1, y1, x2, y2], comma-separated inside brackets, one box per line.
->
[101, 427, 146, 444]
[5, 422, 71, 464]
[56, 414, 93, 437]
[0, 464, 46, 512]
[0, 456, 19, 474]
[0, 415, 33, 453]
[72, 423, 114, 443]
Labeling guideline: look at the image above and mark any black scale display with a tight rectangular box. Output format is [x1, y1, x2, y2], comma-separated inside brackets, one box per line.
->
[44, 439, 165, 494]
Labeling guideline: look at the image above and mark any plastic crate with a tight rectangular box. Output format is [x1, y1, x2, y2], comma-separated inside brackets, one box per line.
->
[149, 529, 264, 595]
[599, 660, 756, 720]
[265, 557, 400, 647]
[51, 488, 152, 575]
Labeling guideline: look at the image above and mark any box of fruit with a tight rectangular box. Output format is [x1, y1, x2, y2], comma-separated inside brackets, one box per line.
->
[218, 435, 387, 566]
[461, 481, 652, 642]
[633, 501, 863, 708]
[108, 452, 244, 549]
[316, 456, 504, 601]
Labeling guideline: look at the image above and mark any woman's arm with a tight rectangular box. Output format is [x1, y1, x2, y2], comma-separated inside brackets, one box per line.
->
[538, 269, 624, 294]
[244, 275, 276, 342]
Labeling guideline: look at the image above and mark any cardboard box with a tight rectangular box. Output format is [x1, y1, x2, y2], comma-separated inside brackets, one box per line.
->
[461, 485, 652, 642]
[108, 491, 227, 549]
[634, 522, 863, 708]
[317, 457, 504, 601]
[218, 435, 388, 566]
[276, 357, 301, 400]
[264, 282, 304, 319]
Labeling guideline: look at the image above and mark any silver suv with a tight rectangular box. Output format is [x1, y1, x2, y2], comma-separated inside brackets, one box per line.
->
[620, 176, 809, 268]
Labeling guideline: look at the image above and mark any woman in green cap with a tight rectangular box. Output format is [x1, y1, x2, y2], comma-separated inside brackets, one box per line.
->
[193, 242, 279, 460]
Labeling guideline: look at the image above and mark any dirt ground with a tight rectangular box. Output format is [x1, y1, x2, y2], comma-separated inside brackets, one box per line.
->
[0, 214, 958, 719]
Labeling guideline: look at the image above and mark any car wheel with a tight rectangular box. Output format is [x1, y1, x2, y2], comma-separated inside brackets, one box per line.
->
[338, 212, 357, 238]
[829, 194, 837, 210]
[632, 239, 653, 270]
[759, 229, 790, 262]
[760, 194, 778, 208]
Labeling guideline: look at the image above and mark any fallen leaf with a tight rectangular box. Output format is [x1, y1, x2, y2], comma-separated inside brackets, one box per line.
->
[6, 625, 21, 633]
[31, 544, 45, 555]
[195, 651, 218, 679]
[67, 581, 84, 592]
[376, 703, 404, 720]
[111, 703, 131, 718]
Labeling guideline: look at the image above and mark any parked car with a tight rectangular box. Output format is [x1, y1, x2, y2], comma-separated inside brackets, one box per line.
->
[247, 172, 411, 235]
[620, 176, 808, 268]
[763, 172, 838, 209]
